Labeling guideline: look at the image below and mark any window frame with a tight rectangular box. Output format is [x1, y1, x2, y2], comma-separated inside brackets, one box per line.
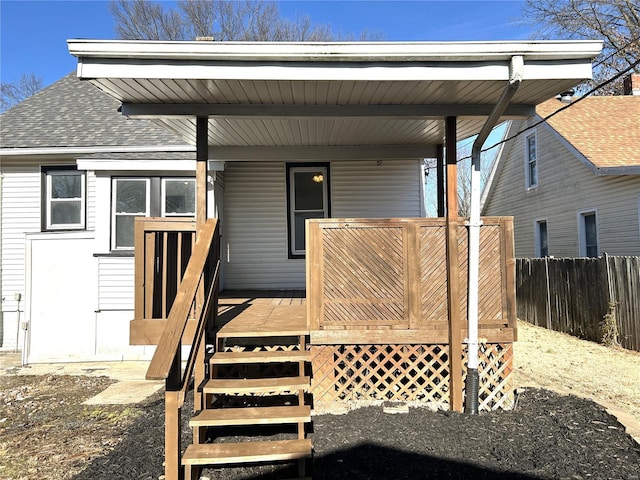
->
[524, 130, 538, 189]
[286, 163, 331, 259]
[577, 209, 599, 258]
[42, 166, 86, 231]
[534, 219, 549, 257]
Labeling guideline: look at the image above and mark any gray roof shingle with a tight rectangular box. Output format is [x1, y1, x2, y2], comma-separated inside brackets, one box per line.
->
[0, 73, 190, 150]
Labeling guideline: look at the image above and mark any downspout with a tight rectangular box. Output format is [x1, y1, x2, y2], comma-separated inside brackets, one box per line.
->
[465, 55, 523, 414]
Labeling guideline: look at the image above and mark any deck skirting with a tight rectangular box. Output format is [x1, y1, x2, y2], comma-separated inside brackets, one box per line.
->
[310, 342, 514, 412]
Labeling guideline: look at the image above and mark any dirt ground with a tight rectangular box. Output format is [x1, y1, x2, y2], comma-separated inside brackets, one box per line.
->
[0, 320, 638, 480]
[513, 320, 640, 423]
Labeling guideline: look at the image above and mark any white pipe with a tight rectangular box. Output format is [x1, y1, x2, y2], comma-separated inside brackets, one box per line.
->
[465, 55, 523, 413]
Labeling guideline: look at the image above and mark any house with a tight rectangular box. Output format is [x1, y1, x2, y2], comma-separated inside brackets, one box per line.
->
[1, 39, 601, 478]
[0, 73, 196, 360]
[482, 73, 640, 257]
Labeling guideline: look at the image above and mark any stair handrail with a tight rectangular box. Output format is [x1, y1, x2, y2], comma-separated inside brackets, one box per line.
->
[146, 218, 218, 381]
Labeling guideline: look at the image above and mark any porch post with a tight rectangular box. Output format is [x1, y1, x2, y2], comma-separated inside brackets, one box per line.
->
[436, 143, 445, 218]
[196, 116, 209, 231]
[445, 116, 463, 412]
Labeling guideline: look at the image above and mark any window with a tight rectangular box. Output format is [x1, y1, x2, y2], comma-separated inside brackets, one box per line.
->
[535, 220, 548, 257]
[578, 211, 598, 257]
[287, 164, 330, 258]
[525, 131, 538, 188]
[111, 177, 195, 250]
[162, 178, 196, 216]
[43, 167, 86, 230]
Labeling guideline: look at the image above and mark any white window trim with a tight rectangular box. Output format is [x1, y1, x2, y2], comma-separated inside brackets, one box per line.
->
[534, 218, 548, 257]
[161, 177, 196, 217]
[288, 165, 329, 257]
[111, 177, 151, 250]
[45, 169, 86, 230]
[524, 129, 538, 190]
[577, 208, 599, 257]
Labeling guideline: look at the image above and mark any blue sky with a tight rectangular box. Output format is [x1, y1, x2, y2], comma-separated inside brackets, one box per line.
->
[1, 0, 531, 87]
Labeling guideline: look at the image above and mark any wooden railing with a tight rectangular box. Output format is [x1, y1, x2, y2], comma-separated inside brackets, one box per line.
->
[307, 217, 516, 344]
[137, 218, 220, 480]
[130, 217, 197, 345]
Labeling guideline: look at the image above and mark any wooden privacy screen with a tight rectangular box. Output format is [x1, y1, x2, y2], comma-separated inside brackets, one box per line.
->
[307, 217, 516, 343]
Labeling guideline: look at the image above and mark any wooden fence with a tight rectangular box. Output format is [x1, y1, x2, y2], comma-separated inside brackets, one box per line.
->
[516, 255, 640, 352]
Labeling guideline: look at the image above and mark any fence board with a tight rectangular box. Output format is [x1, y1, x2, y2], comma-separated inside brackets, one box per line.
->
[516, 256, 639, 352]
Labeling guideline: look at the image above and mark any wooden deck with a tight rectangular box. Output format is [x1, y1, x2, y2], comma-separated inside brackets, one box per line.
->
[217, 291, 308, 337]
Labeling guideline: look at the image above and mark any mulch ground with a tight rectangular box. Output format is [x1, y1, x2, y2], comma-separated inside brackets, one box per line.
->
[2, 376, 639, 480]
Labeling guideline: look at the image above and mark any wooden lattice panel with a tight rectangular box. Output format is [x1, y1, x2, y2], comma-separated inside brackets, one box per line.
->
[309, 218, 515, 332]
[419, 226, 448, 326]
[321, 226, 407, 326]
[464, 343, 515, 411]
[310, 343, 514, 411]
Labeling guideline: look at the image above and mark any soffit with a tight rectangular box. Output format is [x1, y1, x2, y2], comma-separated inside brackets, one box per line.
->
[69, 40, 602, 151]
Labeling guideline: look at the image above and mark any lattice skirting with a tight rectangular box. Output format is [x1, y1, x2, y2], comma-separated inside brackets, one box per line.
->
[310, 343, 514, 411]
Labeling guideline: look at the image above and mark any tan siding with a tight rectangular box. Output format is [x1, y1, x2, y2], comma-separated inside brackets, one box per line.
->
[484, 120, 640, 257]
[222, 159, 422, 290]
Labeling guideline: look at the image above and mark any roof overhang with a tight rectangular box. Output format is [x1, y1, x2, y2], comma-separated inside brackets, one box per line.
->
[68, 40, 602, 157]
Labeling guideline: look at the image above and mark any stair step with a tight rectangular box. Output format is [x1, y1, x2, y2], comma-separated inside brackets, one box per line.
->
[211, 350, 311, 364]
[182, 439, 312, 466]
[190, 405, 311, 427]
[204, 376, 310, 395]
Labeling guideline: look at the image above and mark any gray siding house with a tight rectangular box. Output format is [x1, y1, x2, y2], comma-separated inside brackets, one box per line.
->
[482, 74, 640, 258]
[0, 73, 425, 361]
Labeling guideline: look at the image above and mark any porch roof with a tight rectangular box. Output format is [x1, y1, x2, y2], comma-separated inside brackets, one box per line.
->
[68, 40, 602, 159]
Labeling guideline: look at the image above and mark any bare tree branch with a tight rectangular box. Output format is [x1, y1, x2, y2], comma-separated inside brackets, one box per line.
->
[1, 73, 44, 112]
[523, 0, 640, 95]
[110, 0, 382, 42]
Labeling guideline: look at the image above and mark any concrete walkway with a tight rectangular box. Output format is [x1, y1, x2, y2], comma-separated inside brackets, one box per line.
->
[0, 353, 163, 405]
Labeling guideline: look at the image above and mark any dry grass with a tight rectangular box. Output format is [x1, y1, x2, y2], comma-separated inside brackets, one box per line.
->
[513, 319, 640, 423]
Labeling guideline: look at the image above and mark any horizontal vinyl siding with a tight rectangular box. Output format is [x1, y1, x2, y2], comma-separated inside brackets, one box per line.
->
[222, 159, 422, 290]
[332, 160, 422, 218]
[223, 162, 298, 289]
[97, 257, 135, 310]
[484, 120, 640, 257]
[1, 166, 41, 312]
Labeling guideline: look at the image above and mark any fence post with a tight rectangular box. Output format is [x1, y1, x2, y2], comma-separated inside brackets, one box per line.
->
[544, 257, 551, 329]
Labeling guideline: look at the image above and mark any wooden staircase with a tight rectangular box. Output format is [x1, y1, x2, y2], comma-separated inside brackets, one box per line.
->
[183, 316, 313, 479]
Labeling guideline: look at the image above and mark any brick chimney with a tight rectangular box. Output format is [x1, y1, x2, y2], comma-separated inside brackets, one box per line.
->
[623, 73, 640, 95]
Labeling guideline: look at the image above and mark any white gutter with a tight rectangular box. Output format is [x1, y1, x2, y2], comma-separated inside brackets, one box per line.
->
[67, 39, 603, 62]
[465, 55, 523, 415]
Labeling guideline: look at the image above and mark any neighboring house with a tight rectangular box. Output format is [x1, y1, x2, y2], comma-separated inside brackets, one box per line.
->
[482, 73, 640, 258]
[0, 73, 197, 360]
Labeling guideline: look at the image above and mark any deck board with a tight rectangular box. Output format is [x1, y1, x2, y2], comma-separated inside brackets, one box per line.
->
[217, 291, 308, 337]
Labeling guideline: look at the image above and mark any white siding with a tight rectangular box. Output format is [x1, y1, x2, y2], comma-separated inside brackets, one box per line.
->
[97, 257, 135, 310]
[1, 165, 41, 350]
[332, 160, 422, 218]
[484, 120, 640, 257]
[223, 159, 422, 289]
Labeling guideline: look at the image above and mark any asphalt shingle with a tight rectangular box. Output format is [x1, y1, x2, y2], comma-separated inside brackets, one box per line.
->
[537, 96, 640, 170]
[0, 73, 190, 150]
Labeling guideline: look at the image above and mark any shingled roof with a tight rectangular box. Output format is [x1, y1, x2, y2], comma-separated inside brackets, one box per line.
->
[0, 73, 191, 150]
[536, 95, 640, 172]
